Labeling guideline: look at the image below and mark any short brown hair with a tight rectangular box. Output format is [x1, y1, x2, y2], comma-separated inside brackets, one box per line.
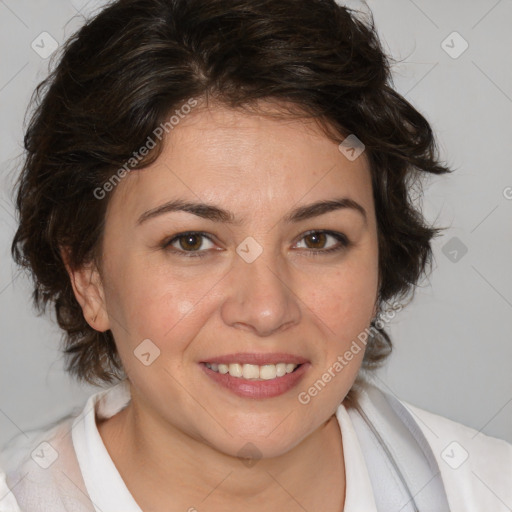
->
[11, 0, 452, 386]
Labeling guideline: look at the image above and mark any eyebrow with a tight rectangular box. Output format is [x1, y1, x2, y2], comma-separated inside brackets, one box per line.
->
[136, 197, 367, 226]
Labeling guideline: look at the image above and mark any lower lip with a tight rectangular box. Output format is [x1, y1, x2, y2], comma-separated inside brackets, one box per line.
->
[200, 363, 310, 399]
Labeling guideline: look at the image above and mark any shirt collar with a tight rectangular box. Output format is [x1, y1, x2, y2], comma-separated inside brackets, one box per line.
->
[336, 402, 379, 512]
[72, 380, 140, 512]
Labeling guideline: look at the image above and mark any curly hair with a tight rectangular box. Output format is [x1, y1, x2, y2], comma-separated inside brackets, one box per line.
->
[11, 0, 452, 386]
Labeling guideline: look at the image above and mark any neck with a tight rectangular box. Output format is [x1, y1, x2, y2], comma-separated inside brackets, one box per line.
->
[98, 386, 346, 511]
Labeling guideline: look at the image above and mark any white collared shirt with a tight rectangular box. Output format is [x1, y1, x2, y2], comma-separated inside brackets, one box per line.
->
[0, 379, 379, 511]
[71, 380, 379, 512]
[1, 379, 511, 512]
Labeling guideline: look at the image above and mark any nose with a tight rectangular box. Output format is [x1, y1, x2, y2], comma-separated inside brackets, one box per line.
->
[220, 248, 301, 337]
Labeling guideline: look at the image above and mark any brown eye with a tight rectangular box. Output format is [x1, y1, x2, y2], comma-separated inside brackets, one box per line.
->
[163, 232, 216, 257]
[303, 232, 327, 249]
[295, 230, 350, 255]
[178, 234, 204, 251]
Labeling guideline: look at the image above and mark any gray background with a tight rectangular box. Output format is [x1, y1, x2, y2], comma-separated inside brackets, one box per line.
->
[0, 0, 511, 451]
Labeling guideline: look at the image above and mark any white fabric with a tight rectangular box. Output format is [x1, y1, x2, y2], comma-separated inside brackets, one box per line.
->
[1, 379, 511, 511]
[71, 381, 141, 511]
[0, 470, 21, 512]
[405, 400, 512, 511]
[357, 382, 512, 512]
[336, 401, 379, 512]
[347, 384, 451, 511]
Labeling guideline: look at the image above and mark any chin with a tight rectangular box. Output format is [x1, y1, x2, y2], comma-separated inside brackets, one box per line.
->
[199, 418, 313, 461]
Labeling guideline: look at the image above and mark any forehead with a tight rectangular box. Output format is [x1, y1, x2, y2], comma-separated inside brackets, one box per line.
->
[107, 102, 373, 223]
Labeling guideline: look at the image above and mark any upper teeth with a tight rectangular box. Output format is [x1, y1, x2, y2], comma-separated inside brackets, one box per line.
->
[205, 362, 299, 380]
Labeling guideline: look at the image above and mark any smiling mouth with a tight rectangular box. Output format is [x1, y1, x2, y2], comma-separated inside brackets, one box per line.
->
[204, 362, 301, 380]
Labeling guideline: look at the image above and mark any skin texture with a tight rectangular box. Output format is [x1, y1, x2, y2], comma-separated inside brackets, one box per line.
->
[66, 101, 380, 511]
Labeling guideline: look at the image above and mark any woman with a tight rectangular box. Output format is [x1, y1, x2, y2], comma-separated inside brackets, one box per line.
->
[1, 0, 510, 510]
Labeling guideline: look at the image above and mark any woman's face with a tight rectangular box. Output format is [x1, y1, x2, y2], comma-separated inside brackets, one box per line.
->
[79, 101, 379, 458]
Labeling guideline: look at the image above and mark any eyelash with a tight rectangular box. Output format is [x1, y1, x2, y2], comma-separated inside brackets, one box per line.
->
[161, 230, 351, 258]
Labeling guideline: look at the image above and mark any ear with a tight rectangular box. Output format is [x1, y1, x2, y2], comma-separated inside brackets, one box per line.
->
[60, 246, 110, 332]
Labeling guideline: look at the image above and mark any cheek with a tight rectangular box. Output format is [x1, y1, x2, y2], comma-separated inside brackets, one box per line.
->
[113, 285, 196, 343]
[306, 264, 378, 335]
[102, 252, 218, 369]
[99, 253, 181, 343]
